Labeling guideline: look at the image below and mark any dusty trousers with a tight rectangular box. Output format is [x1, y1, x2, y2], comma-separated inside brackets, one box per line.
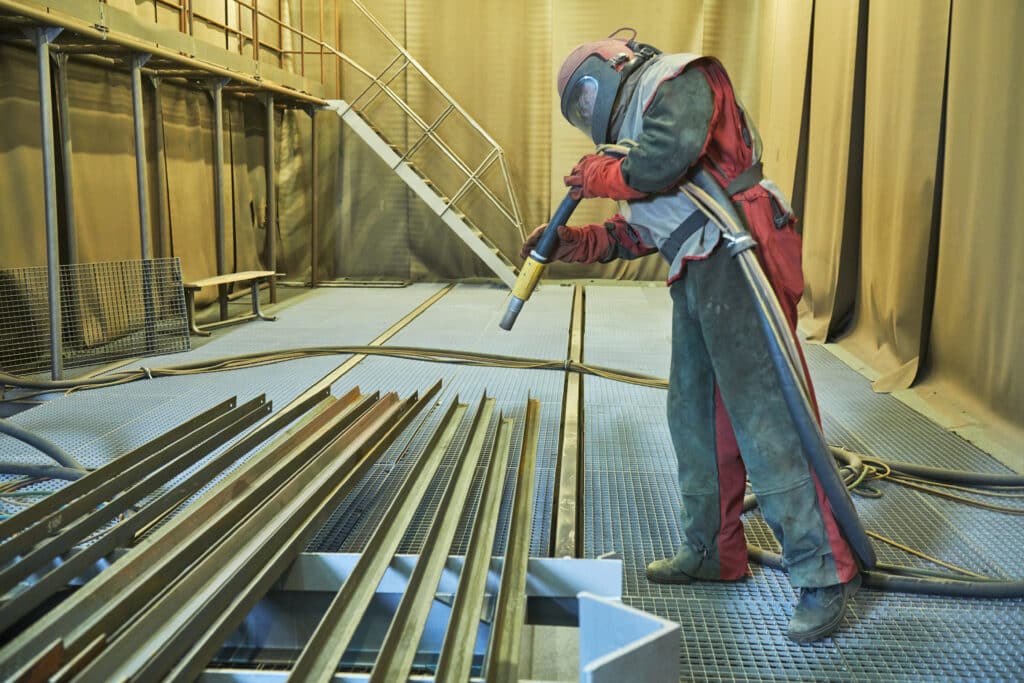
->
[666, 243, 856, 588]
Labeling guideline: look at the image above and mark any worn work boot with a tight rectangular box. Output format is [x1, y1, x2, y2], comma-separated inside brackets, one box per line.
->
[645, 558, 694, 584]
[787, 573, 862, 643]
[645, 545, 726, 585]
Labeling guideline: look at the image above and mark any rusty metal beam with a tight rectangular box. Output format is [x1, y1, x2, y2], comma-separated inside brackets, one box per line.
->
[486, 397, 542, 683]
[367, 395, 497, 683]
[553, 283, 585, 558]
[286, 396, 467, 682]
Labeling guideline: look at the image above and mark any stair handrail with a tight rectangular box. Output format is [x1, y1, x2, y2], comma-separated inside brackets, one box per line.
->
[322, 0, 525, 241]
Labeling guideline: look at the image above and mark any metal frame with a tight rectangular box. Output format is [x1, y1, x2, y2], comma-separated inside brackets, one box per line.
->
[1, 0, 524, 380]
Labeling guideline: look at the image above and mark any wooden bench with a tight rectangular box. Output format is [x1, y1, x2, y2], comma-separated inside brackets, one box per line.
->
[183, 270, 277, 337]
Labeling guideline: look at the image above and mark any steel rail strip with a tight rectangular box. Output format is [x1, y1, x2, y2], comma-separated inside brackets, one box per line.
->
[552, 284, 585, 559]
[0, 395, 290, 634]
[286, 397, 467, 682]
[0, 395, 269, 599]
[0, 396, 237, 541]
[0, 388, 364, 679]
[485, 398, 541, 683]
[434, 413, 517, 683]
[368, 395, 497, 683]
[74, 391, 418, 682]
[162, 382, 445, 683]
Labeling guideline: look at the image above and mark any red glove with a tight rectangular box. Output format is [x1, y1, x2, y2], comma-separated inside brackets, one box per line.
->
[519, 223, 613, 264]
[564, 154, 647, 201]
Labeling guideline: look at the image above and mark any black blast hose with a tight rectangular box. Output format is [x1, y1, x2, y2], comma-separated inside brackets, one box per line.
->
[499, 192, 581, 331]
[689, 169, 877, 570]
[0, 418, 84, 471]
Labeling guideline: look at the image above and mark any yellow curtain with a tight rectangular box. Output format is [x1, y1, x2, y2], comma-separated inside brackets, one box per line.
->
[799, 0, 864, 342]
[0, 45, 47, 270]
[915, 0, 1024, 446]
[837, 0, 950, 392]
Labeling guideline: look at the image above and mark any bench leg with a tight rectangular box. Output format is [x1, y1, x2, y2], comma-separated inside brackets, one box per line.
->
[185, 289, 211, 337]
[251, 281, 277, 322]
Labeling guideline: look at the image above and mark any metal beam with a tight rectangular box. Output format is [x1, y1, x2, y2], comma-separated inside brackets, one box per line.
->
[0, 389, 359, 679]
[435, 413, 516, 682]
[553, 284, 585, 558]
[25, 26, 63, 379]
[0, 398, 273, 634]
[0, 396, 267, 600]
[150, 76, 168, 256]
[131, 53, 152, 260]
[0, 397, 236, 540]
[311, 108, 319, 287]
[485, 398, 541, 683]
[162, 384, 443, 683]
[209, 77, 230, 319]
[262, 93, 277, 303]
[76, 393, 413, 681]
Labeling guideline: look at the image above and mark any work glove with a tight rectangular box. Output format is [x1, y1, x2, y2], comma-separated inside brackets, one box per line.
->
[519, 223, 610, 264]
[564, 154, 648, 201]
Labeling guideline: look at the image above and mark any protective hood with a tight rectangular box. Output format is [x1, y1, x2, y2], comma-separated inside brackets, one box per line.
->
[557, 31, 660, 144]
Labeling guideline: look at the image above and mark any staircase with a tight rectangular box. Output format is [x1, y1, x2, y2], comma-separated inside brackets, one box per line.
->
[326, 1, 522, 288]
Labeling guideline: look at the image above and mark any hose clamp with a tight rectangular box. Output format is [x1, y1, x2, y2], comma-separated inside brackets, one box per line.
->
[724, 231, 757, 257]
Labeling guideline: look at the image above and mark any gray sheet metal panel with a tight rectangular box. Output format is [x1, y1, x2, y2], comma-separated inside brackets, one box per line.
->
[311, 283, 572, 557]
[581, 283, 1024, 682]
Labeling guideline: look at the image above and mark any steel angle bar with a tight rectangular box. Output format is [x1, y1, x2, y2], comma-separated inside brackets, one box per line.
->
[158, 382, 444, 683]
[368, 395, 498, 683]
[0, 399, 280, 634]
[0, 396, 237, 541]
[485, 398, 541, 683]
[434, 414, 516, 683]
[74, 392, 415, 682]
[0, 395, 269, 599]
[287, 396, 467, 683]
[553, 284, 585, 559]
[0, 388, 359, 680]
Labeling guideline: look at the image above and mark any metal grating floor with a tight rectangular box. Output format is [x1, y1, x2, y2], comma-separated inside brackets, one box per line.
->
[583, 284, 1024, 682]
[2, 282, 1022, 681]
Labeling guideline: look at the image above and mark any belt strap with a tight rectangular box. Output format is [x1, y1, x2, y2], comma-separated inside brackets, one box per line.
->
[661, 209, 709, 264]
[725, 161, 763, 196]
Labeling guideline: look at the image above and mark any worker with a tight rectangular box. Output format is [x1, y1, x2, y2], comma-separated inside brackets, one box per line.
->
[522, 30, 861, 643]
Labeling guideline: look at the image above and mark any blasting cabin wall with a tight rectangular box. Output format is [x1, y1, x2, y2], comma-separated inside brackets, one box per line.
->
[0, 0, 1022, 454]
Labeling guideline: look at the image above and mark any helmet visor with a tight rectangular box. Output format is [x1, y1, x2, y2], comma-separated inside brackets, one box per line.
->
[564, 75, 599, 137]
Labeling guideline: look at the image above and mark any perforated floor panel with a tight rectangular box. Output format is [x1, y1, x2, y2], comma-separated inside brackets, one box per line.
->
[3, 282, 1021, 681]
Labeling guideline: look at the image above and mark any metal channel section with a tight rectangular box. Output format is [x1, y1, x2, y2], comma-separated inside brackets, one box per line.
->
[286, 398, 471, 682]
[0, 396, 270, 628]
